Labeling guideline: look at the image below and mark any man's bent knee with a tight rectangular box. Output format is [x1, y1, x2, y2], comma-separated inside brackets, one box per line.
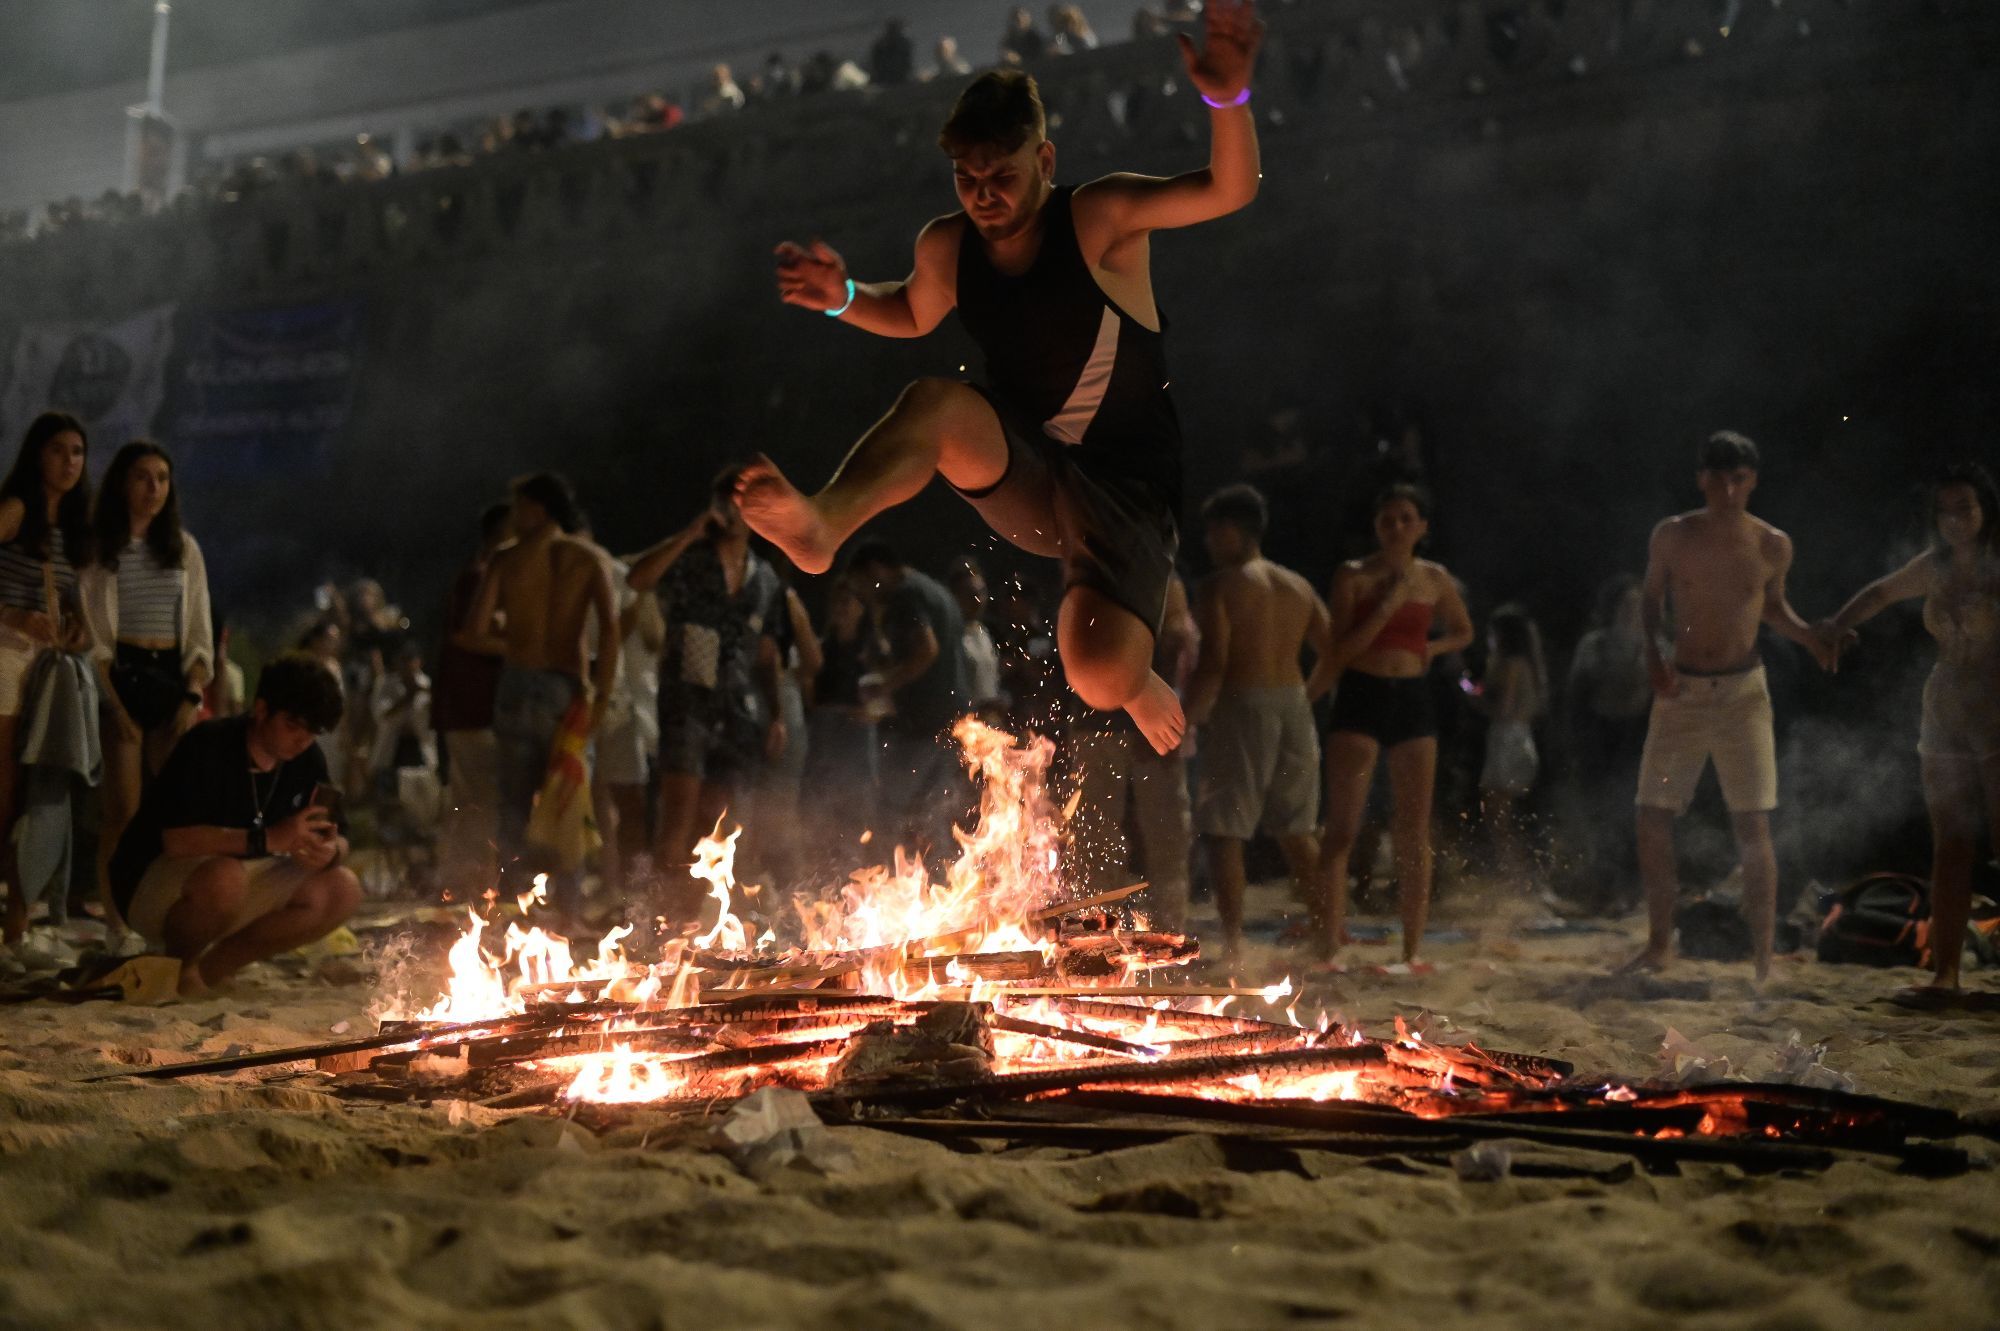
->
[315, 866, 363, 922]
[183, 858, 249, 911]
[1059, 596, 1152, 711]
[1066, 655, 1147, 713]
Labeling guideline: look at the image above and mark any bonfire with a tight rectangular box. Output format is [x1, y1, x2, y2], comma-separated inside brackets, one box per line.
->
[117, 717, 1978, 1178]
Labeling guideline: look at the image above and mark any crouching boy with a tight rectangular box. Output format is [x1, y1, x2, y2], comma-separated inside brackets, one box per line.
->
[110, 652, 358, 997]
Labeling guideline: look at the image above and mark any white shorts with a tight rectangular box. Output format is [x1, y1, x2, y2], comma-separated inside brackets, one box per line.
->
[1634, 664, 1777, 815]
[125, 855, 315, 945]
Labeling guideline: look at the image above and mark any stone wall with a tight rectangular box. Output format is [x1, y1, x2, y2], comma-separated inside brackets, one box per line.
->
[1, 0, 1995, 647]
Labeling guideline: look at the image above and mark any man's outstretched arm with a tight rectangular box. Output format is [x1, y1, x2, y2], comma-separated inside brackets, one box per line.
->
[1076, 0, 1264, 234]
[1760, 531, 1838, 670]
[774, 216, 958, 338]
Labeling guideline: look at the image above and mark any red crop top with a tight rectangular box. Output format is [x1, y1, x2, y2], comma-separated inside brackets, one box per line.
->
[1354, 596, 1434, 658]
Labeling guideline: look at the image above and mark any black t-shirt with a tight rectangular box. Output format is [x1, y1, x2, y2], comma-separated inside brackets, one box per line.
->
[109, 716, 333, 912]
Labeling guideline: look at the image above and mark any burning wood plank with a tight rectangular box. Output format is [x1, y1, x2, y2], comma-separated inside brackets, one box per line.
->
[1047, 996, 1302, 1036]
[989, 1014, 1165, 1059]
[1025, 881, 1150, 922]
[461, 1027, 716, 1069]
[825, 1043, 1391, 1111]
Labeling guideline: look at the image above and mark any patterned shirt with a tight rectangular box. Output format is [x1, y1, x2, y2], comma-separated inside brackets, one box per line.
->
[656, 540, 781, 718]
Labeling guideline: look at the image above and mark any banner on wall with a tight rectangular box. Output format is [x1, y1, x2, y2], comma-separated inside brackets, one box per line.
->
[0, 304, 178, 452]
[164, 300, 362, 475]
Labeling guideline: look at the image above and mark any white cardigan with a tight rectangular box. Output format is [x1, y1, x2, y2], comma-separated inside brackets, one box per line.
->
[80, 530, 216, 682]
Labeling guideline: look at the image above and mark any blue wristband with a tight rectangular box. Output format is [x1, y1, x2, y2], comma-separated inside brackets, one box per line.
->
[1201, 87, 1252, 109]
[825, 278, 856, 318]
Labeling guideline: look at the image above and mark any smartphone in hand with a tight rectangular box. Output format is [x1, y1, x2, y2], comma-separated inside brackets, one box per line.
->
[310, 783, 345, 825]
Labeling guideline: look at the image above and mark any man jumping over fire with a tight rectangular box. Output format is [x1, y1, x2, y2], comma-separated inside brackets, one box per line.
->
[738, 0, 1264, 757]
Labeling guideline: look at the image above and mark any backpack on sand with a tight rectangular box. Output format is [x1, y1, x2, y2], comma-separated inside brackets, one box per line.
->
[1817, 873, 1930, 968]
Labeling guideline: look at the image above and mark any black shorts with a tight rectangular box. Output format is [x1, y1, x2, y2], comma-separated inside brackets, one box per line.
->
[1327, 670, 1437, 748]
[110, 642, 186, 731]
[951, 387, 1178, 633]
[657, 684, 761, 783]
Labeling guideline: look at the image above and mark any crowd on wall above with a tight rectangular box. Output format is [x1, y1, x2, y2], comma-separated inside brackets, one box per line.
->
[0, 2, 1213, 246]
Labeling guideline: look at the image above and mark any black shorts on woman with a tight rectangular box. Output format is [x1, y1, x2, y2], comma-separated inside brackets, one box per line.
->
[1327, 670, 1437, 748]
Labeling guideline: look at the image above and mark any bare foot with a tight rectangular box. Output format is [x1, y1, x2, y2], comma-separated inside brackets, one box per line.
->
[735, 454, 840, 575]
[176, 959, 213, 1000]
[175, 958, 242, 999]
[1617, 945, 1672, 974]
[1123, 671, 1185, 756]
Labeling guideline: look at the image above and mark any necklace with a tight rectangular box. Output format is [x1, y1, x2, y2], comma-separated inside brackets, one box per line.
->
[249, 764, 280, 829]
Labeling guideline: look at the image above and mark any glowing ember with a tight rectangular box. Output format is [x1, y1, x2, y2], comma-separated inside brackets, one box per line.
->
[560, 1043, 688, 1104]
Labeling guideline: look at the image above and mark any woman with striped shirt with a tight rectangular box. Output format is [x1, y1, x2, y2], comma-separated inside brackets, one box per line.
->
[0, 412, 95, 949]
[82, 441, 214, 935]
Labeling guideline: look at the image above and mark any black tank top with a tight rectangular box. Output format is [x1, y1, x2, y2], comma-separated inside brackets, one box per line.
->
[955, 185, 1183, 512]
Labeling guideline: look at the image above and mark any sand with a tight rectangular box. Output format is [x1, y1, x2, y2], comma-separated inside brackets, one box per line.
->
[3, 883, 1996, 1331]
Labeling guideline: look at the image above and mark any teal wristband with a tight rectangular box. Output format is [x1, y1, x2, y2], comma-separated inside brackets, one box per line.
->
[825, 278, 856, 318]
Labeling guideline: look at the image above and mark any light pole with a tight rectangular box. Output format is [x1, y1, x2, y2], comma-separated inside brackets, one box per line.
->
[124, 2, 177, 202]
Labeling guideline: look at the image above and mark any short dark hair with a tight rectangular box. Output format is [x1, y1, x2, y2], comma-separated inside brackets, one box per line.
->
[479, 501, 512, 543]
[850, 539, 904, 572]
[1698, 430, 1760, 473]
[255, 652, 345, 734]
[1372, 481, 1432, 520]
[1200, 483, 1268, 540]
[939, 69, 1046, 157]
[511, 471, 582, 533]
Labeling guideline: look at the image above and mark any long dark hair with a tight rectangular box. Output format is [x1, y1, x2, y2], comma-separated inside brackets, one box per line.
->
[2, 411, 95, 566]
[1931, 462, 2000, 561]
[95, 440, 186, 571]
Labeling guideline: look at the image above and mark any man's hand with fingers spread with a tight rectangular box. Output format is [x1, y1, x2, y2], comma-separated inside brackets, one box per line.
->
[775, 238, 850, 312]
[1177, 0, 1265, 104]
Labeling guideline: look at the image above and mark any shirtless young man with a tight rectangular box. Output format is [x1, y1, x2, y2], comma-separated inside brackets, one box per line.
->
[1631, 432, 1838, 979]
[458, 472, 618, 905]
[738, 0, 1264, 757]
[1185, 484, 1334, 965]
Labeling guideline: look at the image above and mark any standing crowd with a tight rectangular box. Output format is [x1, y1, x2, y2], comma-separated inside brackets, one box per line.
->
[2, 410, 1993, 999]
